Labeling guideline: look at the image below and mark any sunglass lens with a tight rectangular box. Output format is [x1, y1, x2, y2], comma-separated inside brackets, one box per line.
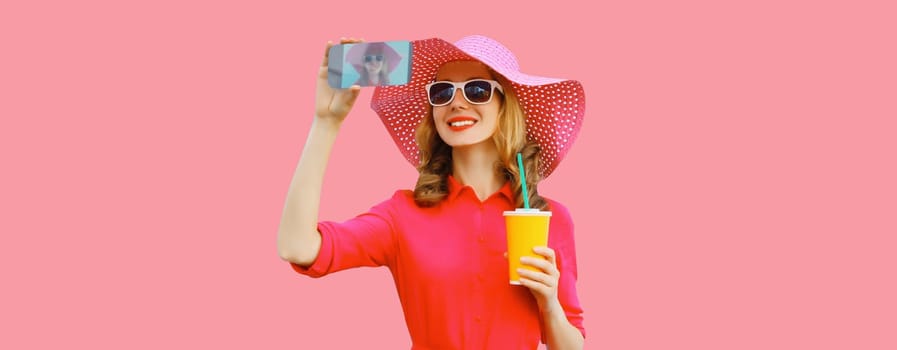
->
[464, 81, 493, 103]
[364, 55, 384, 62]
[429, 83, 455, 105]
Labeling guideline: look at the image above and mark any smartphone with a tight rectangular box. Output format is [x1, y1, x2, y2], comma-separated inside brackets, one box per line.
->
[327, 40, 413, 88]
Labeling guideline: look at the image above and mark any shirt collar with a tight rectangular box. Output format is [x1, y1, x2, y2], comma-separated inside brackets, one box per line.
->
[447, 175, 515, 204]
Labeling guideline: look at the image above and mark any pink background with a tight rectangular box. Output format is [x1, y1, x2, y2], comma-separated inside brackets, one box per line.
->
[2, 0, 895, 349]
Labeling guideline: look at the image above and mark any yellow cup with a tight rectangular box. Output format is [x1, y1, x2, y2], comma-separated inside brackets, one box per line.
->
[504, 208, 552, 285]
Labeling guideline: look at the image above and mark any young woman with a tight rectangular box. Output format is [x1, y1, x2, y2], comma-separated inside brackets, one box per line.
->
[278, 35, 587, 349]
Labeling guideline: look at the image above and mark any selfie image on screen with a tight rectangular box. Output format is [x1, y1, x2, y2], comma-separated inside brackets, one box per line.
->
[334, 41, 411, 88]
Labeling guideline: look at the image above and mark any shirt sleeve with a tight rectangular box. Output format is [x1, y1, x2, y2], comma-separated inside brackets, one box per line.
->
[548, 200, 586, 339]
[290, 192, 401, 278]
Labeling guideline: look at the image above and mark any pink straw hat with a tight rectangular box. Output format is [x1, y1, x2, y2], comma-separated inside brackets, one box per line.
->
[370, 35, 585, 178]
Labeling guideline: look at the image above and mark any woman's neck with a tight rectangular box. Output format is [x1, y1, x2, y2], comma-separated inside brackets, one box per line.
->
[452, 141, 505, 201]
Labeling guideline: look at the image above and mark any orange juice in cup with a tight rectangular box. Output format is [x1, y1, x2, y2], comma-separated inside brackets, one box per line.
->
[504, 208, 551, 285]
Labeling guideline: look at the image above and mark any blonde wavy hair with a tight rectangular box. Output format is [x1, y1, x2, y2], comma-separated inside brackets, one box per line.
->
[413, 69, 548, 210]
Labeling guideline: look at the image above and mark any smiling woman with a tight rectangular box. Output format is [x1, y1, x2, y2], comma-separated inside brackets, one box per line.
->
[278, 35, 587, 349]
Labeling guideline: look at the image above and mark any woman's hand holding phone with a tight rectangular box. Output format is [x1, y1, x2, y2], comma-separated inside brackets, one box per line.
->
[315, 38, 362, 125]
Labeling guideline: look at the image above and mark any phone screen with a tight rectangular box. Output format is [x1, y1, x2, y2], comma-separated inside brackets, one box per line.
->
[328, 41, 413, 88]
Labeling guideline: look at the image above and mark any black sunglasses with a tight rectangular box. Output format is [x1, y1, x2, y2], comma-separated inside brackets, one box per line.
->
[425, 79, 504, 106]
[363, 55, 384, 63]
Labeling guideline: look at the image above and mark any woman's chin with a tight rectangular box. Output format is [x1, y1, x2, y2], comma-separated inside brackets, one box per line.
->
[442, 137, 492, 150]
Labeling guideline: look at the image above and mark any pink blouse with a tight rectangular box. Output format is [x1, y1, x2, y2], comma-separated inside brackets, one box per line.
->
[291, 176, 585, 349]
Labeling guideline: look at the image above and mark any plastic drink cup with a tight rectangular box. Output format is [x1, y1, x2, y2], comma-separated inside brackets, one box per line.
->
[504, 208, 552, 285]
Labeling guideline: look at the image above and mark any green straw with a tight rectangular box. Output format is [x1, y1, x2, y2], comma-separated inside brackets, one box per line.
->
[517, 153, 530, 209]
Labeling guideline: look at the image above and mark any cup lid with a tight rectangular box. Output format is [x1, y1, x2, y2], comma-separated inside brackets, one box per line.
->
[503, 208, 552, 216]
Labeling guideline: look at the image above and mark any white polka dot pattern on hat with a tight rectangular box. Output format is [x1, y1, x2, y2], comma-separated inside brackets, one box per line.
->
[371, 36, 585, 178]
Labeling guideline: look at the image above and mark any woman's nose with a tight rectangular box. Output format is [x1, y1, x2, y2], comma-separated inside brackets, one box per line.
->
[448, 88, 469, 109]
